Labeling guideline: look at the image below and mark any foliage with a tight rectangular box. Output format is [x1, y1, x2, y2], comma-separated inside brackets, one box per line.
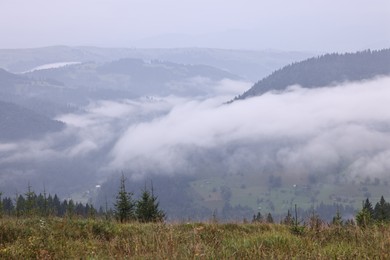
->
[355, 196, 390, 227]
[331, 206, 343, 226]
[135, 184, 165, 222]
[114, 174, 135, 223]
[356, 208, 372, 228]
[252, 212, 263, 223]
[266, 213, 274, 224]
[238, 48, 390, 99]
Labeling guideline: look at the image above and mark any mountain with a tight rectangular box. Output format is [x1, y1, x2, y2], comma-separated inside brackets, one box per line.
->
[235, 49, 390, 100]
[0, 46, 313, 81]
[0, 100, 64, 140]
[0, 68, 32, 89]
[26, 58, 241, 97]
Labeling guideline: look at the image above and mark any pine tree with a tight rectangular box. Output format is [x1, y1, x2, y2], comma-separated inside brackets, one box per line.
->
[135, 182, 165, 222]
[356, 199, 374, 227]
[252, 212, 263, 223]
[332, 206, 343, 226]
[16, 194, 25, 217]
[374, 196, 390, 222]
[114, 174, 135, 223]
[25, 183, 36, 216]
[3, 197, 14, 216]
[66, 199, 75, 218]
[283, 210, 294, 225]
[363, 198, 374, 218]
[266, 212, 274, 223]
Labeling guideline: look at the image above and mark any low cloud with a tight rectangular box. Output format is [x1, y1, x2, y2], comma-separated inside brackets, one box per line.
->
[1, 77, 390, 192]
[109, 77, 390, 181]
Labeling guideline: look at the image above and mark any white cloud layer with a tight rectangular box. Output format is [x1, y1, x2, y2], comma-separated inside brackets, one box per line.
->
[108, 77, 390, 180]
[1, 77, 390, 187]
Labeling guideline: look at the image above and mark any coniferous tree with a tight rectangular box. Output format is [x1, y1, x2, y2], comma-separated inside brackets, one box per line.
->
[16, 194, 25, 217]
[25, 183, 36, 216]
[283, 210, 294, 225]
[252, 212, 263, 223]
[266, 212, 274, 223]
[114, 174, 135, 223]
[356, 199, 374, 227]
[135, 183, 165, 222]
[332, 206, 343, 226]
[3, 197, 14, 216]
[53, 194, 62, 216]
[67, 199, 75, 218]
[363, 198, 374, 218]
[374, 196, 390, 222]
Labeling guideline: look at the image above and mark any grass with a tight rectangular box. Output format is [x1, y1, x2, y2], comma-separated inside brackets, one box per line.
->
[1, 217, 390, 259]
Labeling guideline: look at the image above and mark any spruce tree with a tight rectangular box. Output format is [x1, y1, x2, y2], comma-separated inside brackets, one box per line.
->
[332, 206, 343, 226]
[25, 183, 36, 216]
[114, 174, 135, 223]
[135, 183, 165, 222]
[266, 212, 274, 223]
[363, 198, 374, 218]
[374, 196, 390, 222]
[283, 210, 294, 225]
[356, 199, 374, 227]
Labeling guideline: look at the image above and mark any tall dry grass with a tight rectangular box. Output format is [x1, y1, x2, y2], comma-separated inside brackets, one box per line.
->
[0, 217, 389, 259]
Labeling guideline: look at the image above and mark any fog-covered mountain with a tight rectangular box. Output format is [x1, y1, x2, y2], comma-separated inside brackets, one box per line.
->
[235, 49, 390, 100]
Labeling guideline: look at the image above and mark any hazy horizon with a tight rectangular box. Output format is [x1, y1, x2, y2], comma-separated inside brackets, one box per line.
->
[1, 0, 389, 52]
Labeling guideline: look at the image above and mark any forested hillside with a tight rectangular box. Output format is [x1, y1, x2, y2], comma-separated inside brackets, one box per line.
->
[236, 49, 390, 100]
[0, 101, 64, 140]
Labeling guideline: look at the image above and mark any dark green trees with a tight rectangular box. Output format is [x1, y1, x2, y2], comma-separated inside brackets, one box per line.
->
[135, 184, 165, 222]
[113, 175, 165, 223]
[356, 197, 390, 227]
[374, 196, 390, 222]
[114, 174, 135, 223]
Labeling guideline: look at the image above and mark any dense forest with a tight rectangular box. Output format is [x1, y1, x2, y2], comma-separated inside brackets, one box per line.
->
[3, 178, 390, 228]
[0, 176, 165, 223]
[236, 49, 390, 100]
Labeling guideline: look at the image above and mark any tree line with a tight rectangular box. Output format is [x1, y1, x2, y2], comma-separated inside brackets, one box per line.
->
[0, 175, 166, 223]
[355, 196, 390, 227]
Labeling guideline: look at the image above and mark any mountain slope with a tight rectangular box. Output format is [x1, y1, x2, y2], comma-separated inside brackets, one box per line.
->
[26, 58, 241, 97]
[235, 49, 390, 100]
[0, 101, 64, 140]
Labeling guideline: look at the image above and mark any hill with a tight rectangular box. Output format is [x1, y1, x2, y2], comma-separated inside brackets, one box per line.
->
[0, 46, 313, 81]
[26, 58, 241, 97]
[0, 100, 64, 140]
[235, 49, 390, 100]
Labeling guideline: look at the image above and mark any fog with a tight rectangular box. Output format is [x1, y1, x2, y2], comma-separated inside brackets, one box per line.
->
[1, 77, 390, 193]
[107, 77, 390, 182]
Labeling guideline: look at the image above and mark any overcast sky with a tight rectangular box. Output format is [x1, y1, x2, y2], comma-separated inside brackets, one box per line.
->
[1, 0, 389, 51]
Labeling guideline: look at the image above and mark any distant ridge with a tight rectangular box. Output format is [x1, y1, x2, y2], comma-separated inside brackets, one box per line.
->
[234, 49, 390, 101]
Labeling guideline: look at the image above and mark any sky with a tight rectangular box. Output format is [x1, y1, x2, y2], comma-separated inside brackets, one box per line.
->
[1, 0, 389, 51]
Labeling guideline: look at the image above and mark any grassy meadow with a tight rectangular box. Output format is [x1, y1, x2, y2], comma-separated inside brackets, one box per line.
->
[1, 217, 390, 259]
[190, 172, 390, 215]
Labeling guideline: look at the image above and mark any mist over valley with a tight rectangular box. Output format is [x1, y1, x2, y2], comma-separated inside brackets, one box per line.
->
[0, 47, 389, 220]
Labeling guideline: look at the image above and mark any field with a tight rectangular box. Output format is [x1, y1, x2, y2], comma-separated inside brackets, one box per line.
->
[1, 217, 390, 259]
[190, 172, 390, 216]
